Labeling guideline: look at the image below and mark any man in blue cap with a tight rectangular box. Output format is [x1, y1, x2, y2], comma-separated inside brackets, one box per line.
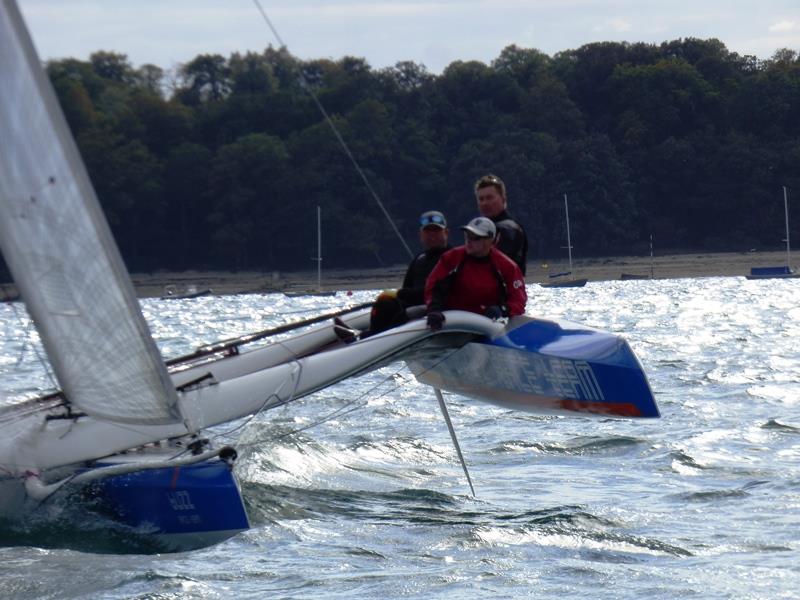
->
[334, 210, 451, 341]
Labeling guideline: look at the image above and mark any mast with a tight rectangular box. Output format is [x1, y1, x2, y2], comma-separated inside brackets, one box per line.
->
[564, 194, 573, 274]
[316, 205, 322, 290]
[784, 186, 791, 271]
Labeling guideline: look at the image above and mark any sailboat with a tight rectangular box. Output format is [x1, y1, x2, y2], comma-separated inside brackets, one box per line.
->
[0, 0, 659, 552]
[284, 206, 337, 296]
[0, 1, 254, 550]
[620, 235, 655, 280]
[746, 187, 798, 280]
[541, 194, 588, 288]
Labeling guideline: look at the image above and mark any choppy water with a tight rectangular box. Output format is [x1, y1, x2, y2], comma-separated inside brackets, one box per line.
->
[1, 277, 799, 599]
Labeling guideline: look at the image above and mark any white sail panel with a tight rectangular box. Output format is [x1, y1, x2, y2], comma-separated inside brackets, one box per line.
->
[0, 1, 182, 425]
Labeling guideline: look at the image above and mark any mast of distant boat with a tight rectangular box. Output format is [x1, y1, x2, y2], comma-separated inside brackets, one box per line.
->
[315, 205, 322, 290]
[784, 186, 791, 271]
[564, 194, 574, 278]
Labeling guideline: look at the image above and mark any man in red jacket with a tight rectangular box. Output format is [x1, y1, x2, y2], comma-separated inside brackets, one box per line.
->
[424, 216, 527, 330]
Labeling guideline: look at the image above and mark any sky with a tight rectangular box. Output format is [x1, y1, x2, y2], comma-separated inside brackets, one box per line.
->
[19, 0, 800, 74]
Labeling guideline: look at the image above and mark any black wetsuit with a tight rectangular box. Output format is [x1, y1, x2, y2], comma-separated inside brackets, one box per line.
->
[491, 210, 528, 275]
[367, 245, 450, 336]
[396, 245, 451, 307]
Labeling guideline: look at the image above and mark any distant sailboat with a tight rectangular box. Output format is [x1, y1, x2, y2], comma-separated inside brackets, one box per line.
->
[284, 206, 337, 296]
[746, 186, 798, 280]
[541, 194, 588, 288]
[160, 284, 213, 300]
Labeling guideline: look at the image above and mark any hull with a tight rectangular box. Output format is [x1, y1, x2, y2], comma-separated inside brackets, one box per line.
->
[409, 314, 659, 418]
[746, 266, 796, 279]
[4, 309, 656, 473]
[0, 453, 248, 552]
[90, 458, 249, 551]
[283, 290, 337, 297]
[540, 278, 588, 288]
[160, 288, 213, 299]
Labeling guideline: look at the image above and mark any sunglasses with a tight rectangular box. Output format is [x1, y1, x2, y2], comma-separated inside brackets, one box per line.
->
[420, 214, 446, 227]
[464, 232, 489, 241]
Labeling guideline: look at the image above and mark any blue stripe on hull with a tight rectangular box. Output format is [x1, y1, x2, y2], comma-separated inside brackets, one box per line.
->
[90, 460, 249, 550]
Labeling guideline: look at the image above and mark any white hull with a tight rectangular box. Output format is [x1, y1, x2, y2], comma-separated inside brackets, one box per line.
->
[0, 309, 498, 476]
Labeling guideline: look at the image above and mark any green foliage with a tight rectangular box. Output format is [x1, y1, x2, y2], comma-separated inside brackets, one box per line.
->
[37, 38, 800, 275]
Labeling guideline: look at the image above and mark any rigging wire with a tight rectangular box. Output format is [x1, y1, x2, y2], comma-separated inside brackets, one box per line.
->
[229, 339, 469, 452]
[249, 0, 414, 260]
[5, 298, 59, 392]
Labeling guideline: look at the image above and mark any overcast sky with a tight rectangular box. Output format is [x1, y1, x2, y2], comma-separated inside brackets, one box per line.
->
[19, 0, 800, 74]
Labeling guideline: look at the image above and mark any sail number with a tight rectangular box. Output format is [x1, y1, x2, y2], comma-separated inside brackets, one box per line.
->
[167, 490, 196, 511]
[442, 346, 606, 402]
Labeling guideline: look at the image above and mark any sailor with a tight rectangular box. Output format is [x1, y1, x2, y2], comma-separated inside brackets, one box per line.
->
[334, 210, 451, 341]
[474, 174, 528, 275]
[424, 216, 527, 331]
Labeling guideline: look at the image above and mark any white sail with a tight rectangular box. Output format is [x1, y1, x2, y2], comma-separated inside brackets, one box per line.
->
[0, 0, 182, 425]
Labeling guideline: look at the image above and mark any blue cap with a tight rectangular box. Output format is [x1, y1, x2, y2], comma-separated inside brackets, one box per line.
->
[420, 211, 447, 229]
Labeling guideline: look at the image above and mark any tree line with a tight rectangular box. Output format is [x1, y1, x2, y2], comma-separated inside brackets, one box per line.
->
[5, 38, 800, 277]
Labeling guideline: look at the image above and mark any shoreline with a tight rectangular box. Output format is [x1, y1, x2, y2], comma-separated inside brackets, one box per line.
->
[125, 250, 796, 299]
[1, 250, 793, 301]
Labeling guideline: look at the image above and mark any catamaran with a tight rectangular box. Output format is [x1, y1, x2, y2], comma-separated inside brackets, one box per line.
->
[0, 0, 658, 552]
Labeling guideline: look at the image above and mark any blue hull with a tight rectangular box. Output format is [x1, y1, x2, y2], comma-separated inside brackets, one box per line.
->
[89, 459, 249, 551]
[413, 316, 659, 418]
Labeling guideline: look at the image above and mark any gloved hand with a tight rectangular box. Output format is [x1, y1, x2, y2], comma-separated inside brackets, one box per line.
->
[426, 311, 445, 331]
[484, 305, 506, 320]
[375, 289, 398, 303]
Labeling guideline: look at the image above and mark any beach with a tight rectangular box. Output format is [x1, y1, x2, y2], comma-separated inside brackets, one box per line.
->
[127, 250, 796, 298]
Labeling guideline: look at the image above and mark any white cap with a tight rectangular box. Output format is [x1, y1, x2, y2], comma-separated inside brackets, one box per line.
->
[461, 216, 496, 238]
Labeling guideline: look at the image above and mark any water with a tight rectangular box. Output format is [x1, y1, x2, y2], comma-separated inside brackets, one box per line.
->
[1, 278, 799, 599]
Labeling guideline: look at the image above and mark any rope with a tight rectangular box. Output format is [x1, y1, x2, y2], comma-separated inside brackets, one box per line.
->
[230, 336, 469, 451]
[249, 0, 414, 260]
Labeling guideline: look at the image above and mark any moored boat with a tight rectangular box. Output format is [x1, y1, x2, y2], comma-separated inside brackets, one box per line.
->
[747, 187, 796, 279]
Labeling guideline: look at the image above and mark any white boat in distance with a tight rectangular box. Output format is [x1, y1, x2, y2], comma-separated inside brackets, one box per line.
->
[620, 235, 655, 280]
[541, 194, 588, 288]
[284, 206, 337, 297]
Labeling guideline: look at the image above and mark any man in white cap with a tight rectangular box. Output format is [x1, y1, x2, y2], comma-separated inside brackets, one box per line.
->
[423, 216, 527, 330]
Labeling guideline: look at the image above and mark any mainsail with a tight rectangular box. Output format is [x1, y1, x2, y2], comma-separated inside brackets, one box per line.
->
[0, 0, 182, 426]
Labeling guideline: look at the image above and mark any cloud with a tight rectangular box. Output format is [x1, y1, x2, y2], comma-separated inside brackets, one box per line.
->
[592, 17, 633, 33]
[768, 20, 797, 33]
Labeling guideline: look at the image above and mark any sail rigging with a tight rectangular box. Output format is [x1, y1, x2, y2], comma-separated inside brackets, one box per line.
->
[0, 0, 182, 426]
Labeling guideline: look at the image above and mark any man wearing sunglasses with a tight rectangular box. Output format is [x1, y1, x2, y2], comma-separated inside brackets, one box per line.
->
[334, 210, 451, 341]
[423, 216, 527, 331]
[474, 174, 528, 275]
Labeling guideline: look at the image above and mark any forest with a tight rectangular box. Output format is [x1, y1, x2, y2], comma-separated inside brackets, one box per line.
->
[7, 38, 800, 273]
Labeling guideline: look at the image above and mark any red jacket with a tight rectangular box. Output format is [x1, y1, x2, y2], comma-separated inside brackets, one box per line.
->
[424, 246, 527, 316]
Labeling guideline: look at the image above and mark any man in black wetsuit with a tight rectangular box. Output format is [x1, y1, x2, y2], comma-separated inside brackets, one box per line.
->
[474, 174, 528, 275]
[395, 210, 451, 307]
[334, 210, 451, 340]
